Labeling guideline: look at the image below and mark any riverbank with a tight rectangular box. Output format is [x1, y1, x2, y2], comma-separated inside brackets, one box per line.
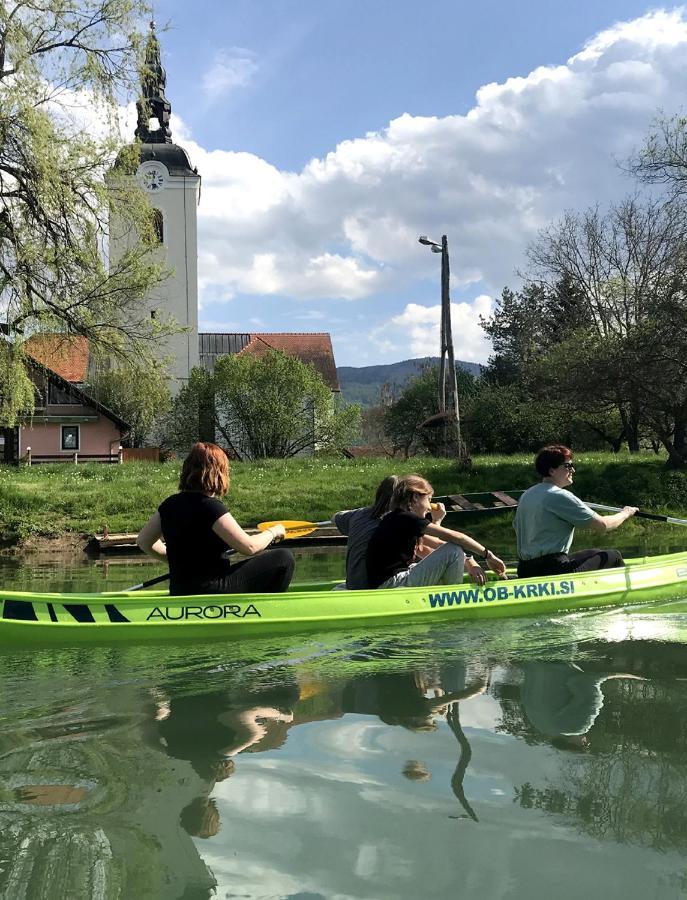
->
[1, 452, 685, 549]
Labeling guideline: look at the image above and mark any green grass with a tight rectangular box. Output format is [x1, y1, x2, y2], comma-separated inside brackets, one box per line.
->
[0, 452, 685, 541]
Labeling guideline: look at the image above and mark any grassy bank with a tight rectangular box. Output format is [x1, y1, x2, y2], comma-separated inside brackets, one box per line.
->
[1, 452, 686, 543]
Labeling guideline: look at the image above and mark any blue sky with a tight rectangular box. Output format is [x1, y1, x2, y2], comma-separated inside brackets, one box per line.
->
[145, 1, 687, 366]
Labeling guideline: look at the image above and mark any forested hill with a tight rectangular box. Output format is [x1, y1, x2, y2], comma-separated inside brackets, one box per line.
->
[337, 357, 483, 407]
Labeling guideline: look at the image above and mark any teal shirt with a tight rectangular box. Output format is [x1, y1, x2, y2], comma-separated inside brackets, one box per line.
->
[514, 483, 595, 560]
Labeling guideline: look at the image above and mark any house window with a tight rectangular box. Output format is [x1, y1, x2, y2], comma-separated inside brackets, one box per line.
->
[61, 425, 80, 451]
[49, 381, 77, 405]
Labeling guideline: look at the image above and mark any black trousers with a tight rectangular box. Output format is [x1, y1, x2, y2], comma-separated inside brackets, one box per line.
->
[171, 548, 295, 596]
[517, 547, 624, 579]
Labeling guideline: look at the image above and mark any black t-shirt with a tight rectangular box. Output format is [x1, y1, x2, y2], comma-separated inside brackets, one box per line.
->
[366, 509, 429, 588]
[158, 492, 231, 592]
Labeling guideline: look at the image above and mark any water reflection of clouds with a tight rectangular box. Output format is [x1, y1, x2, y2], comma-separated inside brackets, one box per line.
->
[202, 733, 682, 900]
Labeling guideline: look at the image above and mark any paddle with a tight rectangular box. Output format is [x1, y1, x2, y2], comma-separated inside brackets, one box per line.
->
[586, 502, 687, 526]
[126, 519, 331, 592]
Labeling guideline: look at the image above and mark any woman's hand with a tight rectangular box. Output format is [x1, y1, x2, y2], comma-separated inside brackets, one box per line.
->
[465, 556, 487, 586]
[430, 502, 446, 525]
[269, 524, 286, 543]
[485, 550, 508, 579]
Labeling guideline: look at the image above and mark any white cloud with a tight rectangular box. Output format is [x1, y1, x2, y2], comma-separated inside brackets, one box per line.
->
[181, 7, 687, 329]
[201, 47, 258, 102]
[53, 9, 687, 361]
[390, 295, 494, 363]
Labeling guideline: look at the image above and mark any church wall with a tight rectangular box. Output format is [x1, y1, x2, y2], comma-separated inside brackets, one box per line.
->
[108, 169, 200, 394]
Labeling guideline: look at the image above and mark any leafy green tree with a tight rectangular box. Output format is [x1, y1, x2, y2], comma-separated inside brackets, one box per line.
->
[159, 367, 214, 453]
[527, 197, 687, 464]
[163, 351, 360, 460]
[464, 383, 559, 454]
[86, 364, 171, 446]
[384, 366, 477, 458]
[0, 0, 171, 424]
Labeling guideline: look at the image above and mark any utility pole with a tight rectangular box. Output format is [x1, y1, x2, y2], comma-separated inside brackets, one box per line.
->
[419, 234, 465, 459]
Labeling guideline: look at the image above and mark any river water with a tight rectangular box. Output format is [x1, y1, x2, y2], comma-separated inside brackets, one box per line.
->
[2, 540, 687, 899]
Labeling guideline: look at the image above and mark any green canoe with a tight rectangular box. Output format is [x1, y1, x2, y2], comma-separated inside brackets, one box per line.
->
[1, 551, 686, 644]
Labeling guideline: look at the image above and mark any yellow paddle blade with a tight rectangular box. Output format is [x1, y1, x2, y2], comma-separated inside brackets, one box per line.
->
[258, 520, 319, 539]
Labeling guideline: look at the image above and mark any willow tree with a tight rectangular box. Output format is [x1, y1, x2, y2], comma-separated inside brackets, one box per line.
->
[0, 0, 169, 423]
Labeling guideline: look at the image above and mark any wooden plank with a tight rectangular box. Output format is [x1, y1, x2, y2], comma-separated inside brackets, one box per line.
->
[490, 491, 519, 508]
[447, 494, 485, 511]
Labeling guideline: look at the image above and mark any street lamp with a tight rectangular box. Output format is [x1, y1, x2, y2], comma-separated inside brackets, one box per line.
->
[418, 233, 465, 459]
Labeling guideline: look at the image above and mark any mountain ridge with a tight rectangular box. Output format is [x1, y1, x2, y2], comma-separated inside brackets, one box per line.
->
[337, 356, 482, 407]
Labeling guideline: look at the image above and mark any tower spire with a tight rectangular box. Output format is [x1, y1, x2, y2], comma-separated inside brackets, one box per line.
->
[135, 21, 172, 144]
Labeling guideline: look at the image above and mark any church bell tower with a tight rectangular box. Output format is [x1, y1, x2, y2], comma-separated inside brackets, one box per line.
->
[110, 22, 200, 390]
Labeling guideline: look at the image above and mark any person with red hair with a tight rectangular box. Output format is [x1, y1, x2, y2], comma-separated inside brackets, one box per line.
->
[514, 444, 637, 578]
[137, 442, 294, 596]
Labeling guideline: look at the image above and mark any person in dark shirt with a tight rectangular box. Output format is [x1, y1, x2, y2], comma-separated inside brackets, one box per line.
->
[137, 442, 294, 595]
[332, 475, 398, 589]
[366, 474, 507, 589]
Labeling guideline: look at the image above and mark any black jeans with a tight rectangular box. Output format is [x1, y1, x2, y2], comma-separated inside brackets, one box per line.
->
[517, 548, 624, 579]
[171, 548, 295, 596]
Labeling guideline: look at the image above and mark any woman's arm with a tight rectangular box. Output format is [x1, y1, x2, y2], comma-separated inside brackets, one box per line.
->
[213, 512, 285, 556]
[137, 512, 167, 561]
[425, 522, 507, 577]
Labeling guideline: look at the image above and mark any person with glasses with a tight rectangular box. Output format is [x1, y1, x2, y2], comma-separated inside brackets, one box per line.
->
[514, 444, 638, 578]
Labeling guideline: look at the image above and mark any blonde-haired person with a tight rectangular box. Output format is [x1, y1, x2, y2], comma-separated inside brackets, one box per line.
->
[137, 442, 294, 596]
[366, 474, 507, 589]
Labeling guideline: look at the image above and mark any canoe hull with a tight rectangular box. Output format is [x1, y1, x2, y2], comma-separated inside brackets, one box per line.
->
[2, 552, 687, 644]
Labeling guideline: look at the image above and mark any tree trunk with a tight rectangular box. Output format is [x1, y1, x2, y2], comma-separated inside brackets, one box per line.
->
[618, 402, 641, 452]
[627, 410, 641, 453]
[665, 417, 687, 469]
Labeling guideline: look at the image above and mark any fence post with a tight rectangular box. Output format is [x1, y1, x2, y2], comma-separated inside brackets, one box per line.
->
[73, 452, 78, 465]
[118, 445, 124, 464]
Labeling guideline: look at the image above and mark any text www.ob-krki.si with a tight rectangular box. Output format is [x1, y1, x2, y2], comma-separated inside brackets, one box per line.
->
[428, 580, 576, 608]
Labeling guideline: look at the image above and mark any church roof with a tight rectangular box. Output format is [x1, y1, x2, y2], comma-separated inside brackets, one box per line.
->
[199, 332, 340, 391]
[23, 334, 90, 383]
[138, 143, 196, 176]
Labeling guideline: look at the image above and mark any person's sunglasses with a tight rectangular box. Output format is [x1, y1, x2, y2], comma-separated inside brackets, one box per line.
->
[562, 462, 575, 470]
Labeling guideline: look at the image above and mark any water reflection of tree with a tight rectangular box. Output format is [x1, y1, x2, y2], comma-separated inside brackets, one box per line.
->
[499, 644, 687, 852]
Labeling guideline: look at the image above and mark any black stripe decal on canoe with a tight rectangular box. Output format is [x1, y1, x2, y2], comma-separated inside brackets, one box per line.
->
[105, 604, 130, 623]
[63, 604, 95, 623]
[47, 603, 58, 622]
[3, 600, 38, 621]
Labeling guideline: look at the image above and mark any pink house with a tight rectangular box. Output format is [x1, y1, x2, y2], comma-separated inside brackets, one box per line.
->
[3, 336, 130, 464]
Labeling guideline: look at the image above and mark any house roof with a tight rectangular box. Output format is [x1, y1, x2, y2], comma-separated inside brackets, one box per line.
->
[236, 333, 340, 391]
[23, 334, 90, 383]
[21, 335, 128, 432]
[26, 355, 131, 433]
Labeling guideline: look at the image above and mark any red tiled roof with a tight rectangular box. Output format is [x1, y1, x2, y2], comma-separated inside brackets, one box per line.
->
[239, 333, 340, 391]
[24, 334, 90, 383]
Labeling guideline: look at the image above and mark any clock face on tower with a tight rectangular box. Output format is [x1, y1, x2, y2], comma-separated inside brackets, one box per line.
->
[138, 164, 166, 193]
